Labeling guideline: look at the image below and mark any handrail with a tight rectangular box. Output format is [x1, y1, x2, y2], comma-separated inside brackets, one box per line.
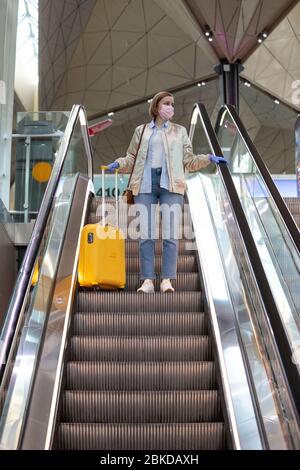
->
[0, 104, 93, 382]
[192, 102, 300, 445]
[215, 104, 300, 253]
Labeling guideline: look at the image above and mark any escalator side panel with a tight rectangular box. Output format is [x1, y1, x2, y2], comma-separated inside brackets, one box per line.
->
[20, 176, 91, 450]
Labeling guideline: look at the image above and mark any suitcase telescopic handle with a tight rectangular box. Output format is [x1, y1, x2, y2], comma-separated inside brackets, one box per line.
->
[100, 165, 119, 229]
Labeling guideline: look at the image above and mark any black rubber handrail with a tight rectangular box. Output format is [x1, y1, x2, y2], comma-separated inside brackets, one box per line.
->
[193, 102, 300, 443]
[215, 104, 300, 253]
[0, 105, 93, 382]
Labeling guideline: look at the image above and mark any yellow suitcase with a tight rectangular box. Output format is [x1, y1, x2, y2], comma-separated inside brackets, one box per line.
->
[31, 261, 39, 287]
[78, 167, 126, 289]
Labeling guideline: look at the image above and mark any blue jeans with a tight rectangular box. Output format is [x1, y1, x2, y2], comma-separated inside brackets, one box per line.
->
[134, 168, 184, 280]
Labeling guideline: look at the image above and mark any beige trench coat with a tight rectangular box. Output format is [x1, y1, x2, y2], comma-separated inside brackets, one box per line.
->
[116, 122, 211, 195]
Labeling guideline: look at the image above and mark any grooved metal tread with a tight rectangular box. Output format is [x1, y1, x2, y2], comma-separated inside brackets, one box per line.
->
[77, 291, 202, 312]
[292, 214, 300, 227]
[125, 239, 197, 255]
[70, 335, 212, 361]
[286, 206, 300, 215]
[86, 223, 194, 239]
[73, 311, 207, 336]
[126, 254, 197, 271]
[56, 199, 226, 450]
[57, 422, 226, 450]
[123, 272, 200, 291]
[66, 361, 216, 390]
[62, 390, 222, 422]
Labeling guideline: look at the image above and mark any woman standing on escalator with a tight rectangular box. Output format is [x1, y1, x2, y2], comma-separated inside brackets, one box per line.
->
[107, 91, 226, 293]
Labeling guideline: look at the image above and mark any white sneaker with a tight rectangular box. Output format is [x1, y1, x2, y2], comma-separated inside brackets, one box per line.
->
[137, 279, 155, 293]
[160, 278, 174, 293]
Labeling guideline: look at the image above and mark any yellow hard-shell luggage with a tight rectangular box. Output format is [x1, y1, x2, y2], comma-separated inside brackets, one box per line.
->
[78, 167, 126, 289]
[31, 261, 39, 287]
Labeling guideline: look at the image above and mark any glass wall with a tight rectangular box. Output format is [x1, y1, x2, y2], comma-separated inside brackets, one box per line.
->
[9, 111, 69, 222]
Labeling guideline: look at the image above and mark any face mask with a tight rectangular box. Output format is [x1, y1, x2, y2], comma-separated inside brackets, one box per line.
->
[158, 104, 174, 120]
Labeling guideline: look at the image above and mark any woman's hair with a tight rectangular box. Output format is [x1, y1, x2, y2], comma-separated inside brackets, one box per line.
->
[149, 91, 174, 119]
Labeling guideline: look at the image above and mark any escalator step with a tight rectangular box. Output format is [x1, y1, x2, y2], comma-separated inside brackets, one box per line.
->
[292, 214, 300, 227]
[57, 422, 226, 450]
[77, 291, 202, 312]
[70, 336, 211, 361]
[67, 361, 216, 390]
[89, 202, 194, 221]
[73, 312, 207, 336]
[88, 212, 193, 227]
[126, 239, 197, 255]
[126, 255, 197, 272]
[286, 206, 300, 215]
[62, 390, 221, 423]
[87, 219, 193, 236]
[284, 201, 300, 214]
[124, 273, 200, 291]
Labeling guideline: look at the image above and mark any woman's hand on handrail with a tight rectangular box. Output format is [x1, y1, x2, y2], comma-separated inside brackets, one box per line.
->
[209, 155, 228, 165]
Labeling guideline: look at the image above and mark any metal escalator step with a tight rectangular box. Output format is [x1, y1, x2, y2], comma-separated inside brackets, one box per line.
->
[70, 336, 211, 361]
[284, 197, 299, 203]
[57, 422, 226, 450]
[67, 361, 216, 390]
[284, 199, 300, 213]
[293, 214, 300, 227]
[77, 291, 202, 312]
[62, 390, 221, 423]
[126, 239, 197, 255]
[124, 273, 199, 291]
[73, 312, 207, 336]
[88, 212, 193, 226]
[89, 199, 194, 219]
[92, 228, 195, 242]
[126, 255, 197, 272]
[286, 205, 300, 215]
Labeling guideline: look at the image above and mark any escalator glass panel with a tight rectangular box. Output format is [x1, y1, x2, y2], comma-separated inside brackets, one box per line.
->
[187, 105, 292, 448]
[217, 109, 300, 372]
[0, 109, 90, 449]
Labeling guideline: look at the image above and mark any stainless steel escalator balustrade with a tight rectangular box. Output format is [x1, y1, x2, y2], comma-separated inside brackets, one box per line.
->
[0, 105, 93, 450]
[216, 106, 300, 376]
[187, 103, 300, 449]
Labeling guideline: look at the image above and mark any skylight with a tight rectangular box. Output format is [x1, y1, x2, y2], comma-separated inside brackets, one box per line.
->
[16, 0, 38, 82]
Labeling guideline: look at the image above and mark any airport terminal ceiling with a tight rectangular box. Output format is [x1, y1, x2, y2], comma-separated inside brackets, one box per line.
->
[37, 0, 300, 171]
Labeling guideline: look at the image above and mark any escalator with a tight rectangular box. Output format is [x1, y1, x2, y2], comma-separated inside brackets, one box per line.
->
[284, 198, 300, 229]
[214, 105, 300, 393]
[55, 197, 227, 450]
[0, 103, 300, 450]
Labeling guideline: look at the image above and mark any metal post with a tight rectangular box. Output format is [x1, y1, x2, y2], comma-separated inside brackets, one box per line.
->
[0, 0, 19, 209]
[24, 136, 31, 223]
[214, 61, 244, 113]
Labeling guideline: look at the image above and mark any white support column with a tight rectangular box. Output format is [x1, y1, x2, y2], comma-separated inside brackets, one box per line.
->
[0, 0, 19, 209]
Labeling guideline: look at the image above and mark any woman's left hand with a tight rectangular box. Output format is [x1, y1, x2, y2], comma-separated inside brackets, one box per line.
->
[209, 155, 228, 165]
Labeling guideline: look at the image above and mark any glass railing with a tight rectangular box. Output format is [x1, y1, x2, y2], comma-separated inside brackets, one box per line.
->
[10, 111, 70, 223]
[0, 105, 93, 449]
[216, 106, 300, 376]
[187, 103, 300, 449]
